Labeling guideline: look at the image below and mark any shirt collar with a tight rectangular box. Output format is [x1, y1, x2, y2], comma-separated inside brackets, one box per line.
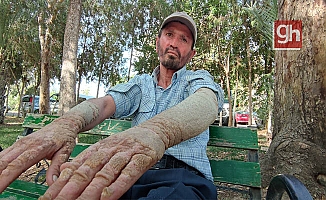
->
[152, 66, 187, 84]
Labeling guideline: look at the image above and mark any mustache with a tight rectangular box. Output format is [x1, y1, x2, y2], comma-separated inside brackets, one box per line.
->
[164, 47, 181, 58]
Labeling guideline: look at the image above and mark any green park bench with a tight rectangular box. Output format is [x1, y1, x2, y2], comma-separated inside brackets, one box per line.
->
[0, 113, 312, 199]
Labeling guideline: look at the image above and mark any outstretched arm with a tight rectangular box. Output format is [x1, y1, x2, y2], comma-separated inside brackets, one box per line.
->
[41, 87, 218, 200]
[0, 95, 116, 192]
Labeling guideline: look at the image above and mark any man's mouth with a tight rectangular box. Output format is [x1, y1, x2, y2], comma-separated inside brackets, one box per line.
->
[166, 50, 179, 58]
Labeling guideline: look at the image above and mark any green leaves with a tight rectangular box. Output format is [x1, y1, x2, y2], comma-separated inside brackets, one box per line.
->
[244, 0, 277, 43]
[2, 0, 276, 123]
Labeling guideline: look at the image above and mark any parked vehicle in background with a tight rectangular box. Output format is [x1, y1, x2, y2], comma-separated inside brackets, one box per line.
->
[235, 111, 250, 125]
[235, 111, 263, 127]
[22, 95, 58, 116]
[22, 95, 39, 115]
[214, 99, 231, 126]
[50, 93, 94, 105]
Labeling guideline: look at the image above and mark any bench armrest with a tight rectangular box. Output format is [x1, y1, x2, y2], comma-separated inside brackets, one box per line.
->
[266, 174, 313, 200]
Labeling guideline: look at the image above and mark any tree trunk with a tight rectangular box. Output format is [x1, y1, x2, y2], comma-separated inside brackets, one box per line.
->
[261, 0, 326, 198]
[38, 10, 53, 114]
[224, 53, 233, 126]
[0, 60, 6, 124]
[39, 35, 51, 114]
[59, 0, 82, 115]
[246, 35, 253, 126]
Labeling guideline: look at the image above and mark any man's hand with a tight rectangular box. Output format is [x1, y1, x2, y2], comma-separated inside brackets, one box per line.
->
[40, 127, 165, 200]
[0, 123, 77, 192]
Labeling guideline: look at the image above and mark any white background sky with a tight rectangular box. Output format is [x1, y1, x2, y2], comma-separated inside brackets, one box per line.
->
[51, 51, 136, 98]
[51, 79, 107, 98]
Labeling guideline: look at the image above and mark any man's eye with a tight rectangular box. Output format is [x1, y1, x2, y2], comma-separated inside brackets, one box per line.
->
[166, 33, 172, 37]
[181, 37, 188, 43]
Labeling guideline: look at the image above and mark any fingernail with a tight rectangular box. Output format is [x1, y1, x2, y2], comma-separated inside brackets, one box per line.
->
[102, 187, 114, 197]
[53, 175, 58, 182]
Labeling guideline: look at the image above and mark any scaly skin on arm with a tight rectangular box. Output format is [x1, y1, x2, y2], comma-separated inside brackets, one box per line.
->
[138, 87, 218, 148]
[44, 100, 102, 185]
[0, 96, 113, 192]
[40, 88, 218, 200]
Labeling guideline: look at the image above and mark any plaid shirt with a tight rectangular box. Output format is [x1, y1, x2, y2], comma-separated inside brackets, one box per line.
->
[107, 66, 224, 181]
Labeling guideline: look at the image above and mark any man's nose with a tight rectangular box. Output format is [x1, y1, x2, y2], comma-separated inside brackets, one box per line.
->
[169, 37, 181, 47]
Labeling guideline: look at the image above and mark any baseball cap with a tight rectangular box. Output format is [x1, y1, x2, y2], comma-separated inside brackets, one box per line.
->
[160, 12, 197, 47]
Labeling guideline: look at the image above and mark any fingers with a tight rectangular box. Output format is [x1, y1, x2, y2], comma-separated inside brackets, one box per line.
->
[100, 154, 154, 200]
[42, 149, 111, 199]
[0, 137, 33, 169]
[41, 131, 162, 199]
[43, 151, 152, 200]
[77, 152, 132, 199]
[0, 146, 47, 192]
[46, 139, 77, 186]
[39, 167, 76, 200]
[46, 151, 71, 186]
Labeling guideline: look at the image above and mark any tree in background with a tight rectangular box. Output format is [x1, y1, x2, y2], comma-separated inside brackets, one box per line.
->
[38, 0, 67, 114]
[59, 0, 82, 115]
[0, 0, 12, 123]
[0, 1, 27, 121]
[2, 1, 273, 124]
[261, 0, 326, 197]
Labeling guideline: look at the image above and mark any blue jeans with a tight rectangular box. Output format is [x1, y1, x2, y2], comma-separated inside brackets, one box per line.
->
[120, 168, 217, 200]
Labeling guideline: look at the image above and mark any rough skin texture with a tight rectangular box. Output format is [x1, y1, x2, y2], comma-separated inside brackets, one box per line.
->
[138, 87, 218, 148]
[40, 88, 218, 200]
[1, 88, 218, 200]
[0, 101, 99, 193]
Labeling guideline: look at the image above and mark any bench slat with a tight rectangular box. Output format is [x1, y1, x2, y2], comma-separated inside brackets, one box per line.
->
[22, 114, 59, 129]
[210, 159, 261, 187]
[208, 126, 259, 150]
[70, 143, 91, 158]
[22, 114, 132, 136]
[1, 190, 39, 200]
[2, 179, 48, 199]
[86, 119, 131, 135]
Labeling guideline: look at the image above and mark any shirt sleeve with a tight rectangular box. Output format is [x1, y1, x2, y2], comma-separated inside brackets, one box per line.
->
[185, 69, 224, 113]
[106, 77, 142, 119]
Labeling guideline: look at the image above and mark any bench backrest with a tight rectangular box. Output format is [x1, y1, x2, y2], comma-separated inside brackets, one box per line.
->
[23, 114, 131, 135]
[208, 125, 261, 188]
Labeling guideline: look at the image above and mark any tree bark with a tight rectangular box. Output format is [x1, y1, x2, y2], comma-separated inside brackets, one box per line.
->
[38, 7, 55, 114]
[261, 0, 326, 198]
[0, 60, 6, 124]
[59, 0, 82, 115]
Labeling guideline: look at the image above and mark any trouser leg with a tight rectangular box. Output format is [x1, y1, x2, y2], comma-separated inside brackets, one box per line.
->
[120, 168, 217, 200]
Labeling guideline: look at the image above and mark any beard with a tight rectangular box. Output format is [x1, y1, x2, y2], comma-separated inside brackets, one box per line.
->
[161, 54, 180, 70]
[157, 42, 192, 70]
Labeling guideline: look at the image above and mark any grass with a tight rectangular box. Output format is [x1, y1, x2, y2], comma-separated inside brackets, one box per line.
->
[0, 117, 24, 149]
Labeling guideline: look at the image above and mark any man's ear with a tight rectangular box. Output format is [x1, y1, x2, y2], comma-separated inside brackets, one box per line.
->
[187, 49, 196, 62]
[155, 37, 159, 53]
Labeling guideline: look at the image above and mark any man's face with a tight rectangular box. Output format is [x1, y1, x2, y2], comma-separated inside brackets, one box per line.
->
[156, 21, 196, 70]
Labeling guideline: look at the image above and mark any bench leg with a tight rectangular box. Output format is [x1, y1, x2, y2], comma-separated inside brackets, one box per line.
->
[22, 128, 34, 136]
[34, 159, 50, 185]
[250, 188, 262, 200]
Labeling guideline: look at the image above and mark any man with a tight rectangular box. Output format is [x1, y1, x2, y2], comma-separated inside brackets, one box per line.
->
[0, 12, 223, 199]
